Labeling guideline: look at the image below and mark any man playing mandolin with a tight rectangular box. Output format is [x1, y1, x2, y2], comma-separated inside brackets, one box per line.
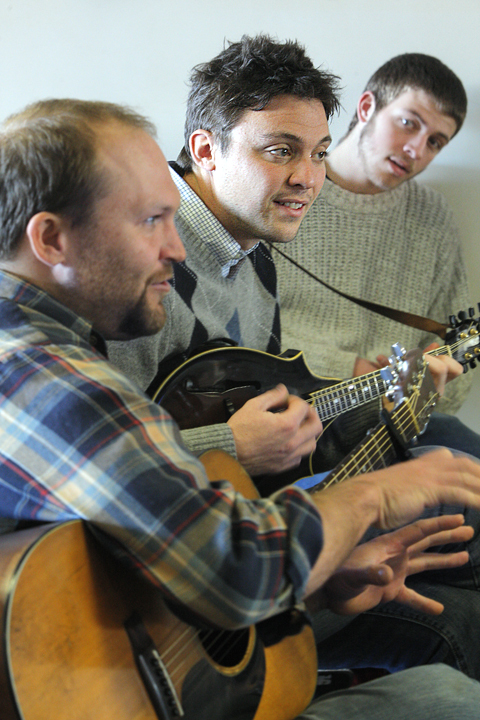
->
[107, 34, 338, 478]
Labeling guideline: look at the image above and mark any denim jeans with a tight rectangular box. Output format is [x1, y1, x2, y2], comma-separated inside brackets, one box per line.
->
[415, 411, 480, 460]
[296, 664, 480, 719]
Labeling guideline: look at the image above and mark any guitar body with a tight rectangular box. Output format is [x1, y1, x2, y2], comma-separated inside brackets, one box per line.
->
[0, 452, 317, 720]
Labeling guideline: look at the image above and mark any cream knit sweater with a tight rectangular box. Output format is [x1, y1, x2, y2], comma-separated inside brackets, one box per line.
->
[276, 178, 473, 414]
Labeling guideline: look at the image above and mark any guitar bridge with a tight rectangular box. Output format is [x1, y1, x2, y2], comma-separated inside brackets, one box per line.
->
[125, 611, 184, 719]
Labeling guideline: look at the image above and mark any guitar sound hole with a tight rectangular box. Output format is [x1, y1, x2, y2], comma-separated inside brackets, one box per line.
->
[198, 627, 250, 667]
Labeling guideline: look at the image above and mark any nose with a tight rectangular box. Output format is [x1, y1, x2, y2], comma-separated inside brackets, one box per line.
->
[403, 133, 428, 160]
[288, 157, 320, 190]
[161, 219, 186, 263]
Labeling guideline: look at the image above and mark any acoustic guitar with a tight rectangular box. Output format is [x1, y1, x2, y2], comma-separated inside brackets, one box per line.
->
[0, 456, 317, 720]
[0, 349, 436, 720]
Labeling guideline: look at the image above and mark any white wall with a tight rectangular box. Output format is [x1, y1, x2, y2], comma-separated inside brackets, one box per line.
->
[1, 0, 479, 430]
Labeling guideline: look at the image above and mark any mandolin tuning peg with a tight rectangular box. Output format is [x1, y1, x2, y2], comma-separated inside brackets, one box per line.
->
[458, 310, 467, 322]
[389, 342, 405, 361]
[449, 314, 457, 327]
[470, 359, 477, 370]
[469, 307, 475, 317]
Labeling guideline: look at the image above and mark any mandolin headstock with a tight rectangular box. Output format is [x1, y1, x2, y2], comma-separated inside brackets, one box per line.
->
[445, 305, 480, 371]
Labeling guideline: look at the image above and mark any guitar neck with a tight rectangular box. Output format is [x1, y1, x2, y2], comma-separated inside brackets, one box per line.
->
[321, 405, 412, 488]
[308, 363, 439, 493]
[310, 345, 447, 423]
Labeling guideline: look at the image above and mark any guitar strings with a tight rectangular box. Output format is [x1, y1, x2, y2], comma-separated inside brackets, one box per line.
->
[156, 607, 255, 685]
[328, 391, 437, 487]
[319, 389, 437, 491]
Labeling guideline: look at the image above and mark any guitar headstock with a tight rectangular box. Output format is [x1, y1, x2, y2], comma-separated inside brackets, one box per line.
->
[446, 305, 480, 371]
[384, 345, 438, 441]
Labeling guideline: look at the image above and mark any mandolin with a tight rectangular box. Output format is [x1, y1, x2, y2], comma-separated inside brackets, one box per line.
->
[151, 309, 478, 486]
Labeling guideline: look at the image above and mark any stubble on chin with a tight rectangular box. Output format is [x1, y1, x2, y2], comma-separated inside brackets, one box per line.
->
[114, 289, 167, 340]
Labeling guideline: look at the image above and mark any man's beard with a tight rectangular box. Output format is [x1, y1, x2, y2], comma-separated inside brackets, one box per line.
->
[115, 285, 166, 340]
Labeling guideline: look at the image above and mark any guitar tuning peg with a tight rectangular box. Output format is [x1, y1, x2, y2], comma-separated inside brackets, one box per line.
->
[469, 307, 475, 317]
[458, 310, 467, 322]
[470, 359, 477, 370]
[449, 314, 457, 327]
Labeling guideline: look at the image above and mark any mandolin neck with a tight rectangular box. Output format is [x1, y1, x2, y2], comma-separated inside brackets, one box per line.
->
[310, 345, 447, 423]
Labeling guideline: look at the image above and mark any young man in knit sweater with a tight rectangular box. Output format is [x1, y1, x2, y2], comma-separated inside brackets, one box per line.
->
[108, 35, 339, 477]
[275, 53, 480, 463]
[268, 54, 480, 683]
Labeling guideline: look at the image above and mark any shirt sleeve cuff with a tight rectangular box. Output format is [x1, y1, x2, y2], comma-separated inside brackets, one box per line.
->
[180, 424, 238, 458]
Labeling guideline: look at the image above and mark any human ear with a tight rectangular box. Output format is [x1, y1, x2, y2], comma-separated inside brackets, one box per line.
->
[357, 91, 376, 125]
[188, 129, 216, 171]
[25, 212, 68, 267]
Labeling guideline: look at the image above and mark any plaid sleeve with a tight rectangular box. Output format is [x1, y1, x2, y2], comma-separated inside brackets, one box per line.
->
[0, 342, 323, 628]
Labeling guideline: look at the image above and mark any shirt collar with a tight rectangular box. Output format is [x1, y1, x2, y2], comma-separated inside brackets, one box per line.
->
[0, 269, 107, 355]
[170, 165, 259, 278]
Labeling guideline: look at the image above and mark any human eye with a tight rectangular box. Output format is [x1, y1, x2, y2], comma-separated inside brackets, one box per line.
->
[144, 214, 163, 228]
[428, 136, 444, 152]
[400, 117, 415, 129]
[314, 149, 329, 162]
[267, 146, 292, 160]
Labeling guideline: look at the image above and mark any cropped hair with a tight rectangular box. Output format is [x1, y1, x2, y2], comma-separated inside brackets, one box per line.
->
[0, 98, 156, 259]
[177, 34, 341, 170]
[347, 53, 467, 136]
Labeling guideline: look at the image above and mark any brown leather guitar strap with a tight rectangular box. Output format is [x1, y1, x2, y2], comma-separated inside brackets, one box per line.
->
[269, 242, 450, 340]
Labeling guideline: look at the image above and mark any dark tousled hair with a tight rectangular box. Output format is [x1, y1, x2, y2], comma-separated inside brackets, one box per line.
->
[177, 34, 341, 171]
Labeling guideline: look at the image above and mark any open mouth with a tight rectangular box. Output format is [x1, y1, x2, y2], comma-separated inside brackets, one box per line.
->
[274, 199, 308, 217]
[389, 157, 412, 175]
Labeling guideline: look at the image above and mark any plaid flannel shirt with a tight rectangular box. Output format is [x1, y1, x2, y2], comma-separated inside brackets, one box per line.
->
[0, 270, 322, 628]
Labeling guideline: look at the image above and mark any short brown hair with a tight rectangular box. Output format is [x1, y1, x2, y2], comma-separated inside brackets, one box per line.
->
[347, 53, 467, 136]
[0, 99, 156, 259]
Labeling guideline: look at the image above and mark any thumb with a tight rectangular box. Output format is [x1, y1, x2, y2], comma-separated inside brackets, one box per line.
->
[252, 383, 290, 412]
